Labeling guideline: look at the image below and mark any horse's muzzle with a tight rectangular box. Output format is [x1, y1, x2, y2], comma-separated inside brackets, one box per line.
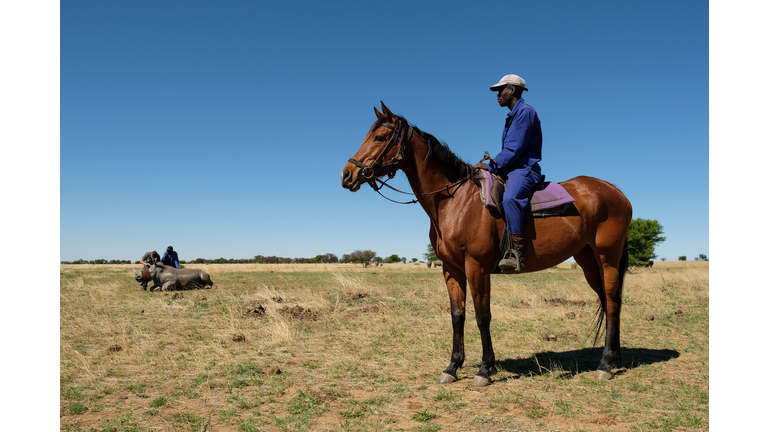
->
[341, 168, 362, 192]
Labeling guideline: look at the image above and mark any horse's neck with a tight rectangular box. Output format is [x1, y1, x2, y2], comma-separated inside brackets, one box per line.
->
[401, 135, 467, 226]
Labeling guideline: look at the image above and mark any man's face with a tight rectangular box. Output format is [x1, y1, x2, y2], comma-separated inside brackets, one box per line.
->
[496, 85, 517, 108]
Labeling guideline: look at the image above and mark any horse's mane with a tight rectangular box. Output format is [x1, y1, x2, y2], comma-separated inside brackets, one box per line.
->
[397, 115, 473, 180]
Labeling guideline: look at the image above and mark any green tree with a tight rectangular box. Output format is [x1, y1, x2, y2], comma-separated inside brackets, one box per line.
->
[423, 244, 438, 262]
[362, 250, 377, 265]
[626, 218, 666, 267]
[350, 250, 377, 267]
[324, 253, 339, 263]
[679, 255, 687, 261]
[386, 254, 401, 263]
[349, 250, 363, 265]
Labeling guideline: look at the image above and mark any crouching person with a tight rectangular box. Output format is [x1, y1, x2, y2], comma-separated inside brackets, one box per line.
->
[137, 251, 161, 291]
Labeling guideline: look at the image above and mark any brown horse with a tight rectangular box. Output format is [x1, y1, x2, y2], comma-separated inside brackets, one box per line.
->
[341, 102, 632, 386]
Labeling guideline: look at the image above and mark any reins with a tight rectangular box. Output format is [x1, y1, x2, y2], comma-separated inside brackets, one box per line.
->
[349, 117, 474, 205]
[373, 174, 473, 205]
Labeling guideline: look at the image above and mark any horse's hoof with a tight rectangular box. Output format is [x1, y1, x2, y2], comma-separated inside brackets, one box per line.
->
[594, 370, 614, 380]
[437, 373, 457, 384]
[470, 375, 492, 387]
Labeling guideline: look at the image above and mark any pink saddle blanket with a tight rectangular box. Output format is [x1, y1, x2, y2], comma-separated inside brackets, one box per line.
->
[530, 181, 575, 212]
[474, 170, 575, 217]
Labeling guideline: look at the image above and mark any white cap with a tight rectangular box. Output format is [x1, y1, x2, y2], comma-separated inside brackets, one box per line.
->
[490, 74, 528, 91]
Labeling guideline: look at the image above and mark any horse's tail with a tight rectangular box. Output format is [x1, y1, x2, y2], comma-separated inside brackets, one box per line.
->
[592, 237, 629, 348]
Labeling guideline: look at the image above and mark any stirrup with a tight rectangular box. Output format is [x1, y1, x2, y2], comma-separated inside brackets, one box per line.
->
[498, 249, 518, 270]
[499, 249, 525, 271]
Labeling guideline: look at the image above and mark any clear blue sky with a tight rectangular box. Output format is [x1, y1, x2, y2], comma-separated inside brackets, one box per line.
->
[58, 0, 709, 263]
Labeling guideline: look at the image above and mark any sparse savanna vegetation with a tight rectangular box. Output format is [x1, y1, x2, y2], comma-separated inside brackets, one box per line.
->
[60, 261, 708, 431]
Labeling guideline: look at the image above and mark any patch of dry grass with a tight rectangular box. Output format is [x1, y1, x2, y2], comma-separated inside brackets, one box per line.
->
[60, 261, 708, 431]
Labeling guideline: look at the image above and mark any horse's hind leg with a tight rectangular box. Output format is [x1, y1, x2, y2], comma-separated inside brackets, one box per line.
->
[603, 241, 629, 370]
[574, 246, 606, 307]
[438, 261, 468, 384]
[596, 248, 625, 380]
[573, 245, 622, 380]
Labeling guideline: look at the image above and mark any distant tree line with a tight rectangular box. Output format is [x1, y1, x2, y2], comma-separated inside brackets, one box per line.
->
[625, 218, 706, 265]
[63, 219, 703, 267]
[61, 250, 420, 266]
[61, 221, 700, 269]
[60, 259, 133, 265]
[677, 254, 708, 262]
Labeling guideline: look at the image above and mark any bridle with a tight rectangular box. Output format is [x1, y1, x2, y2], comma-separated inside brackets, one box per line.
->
[348, 116, 473, 204]
[347, 117, 412, 188]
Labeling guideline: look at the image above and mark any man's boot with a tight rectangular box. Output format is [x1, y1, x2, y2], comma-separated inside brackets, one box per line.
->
[499, 232, 526, 272]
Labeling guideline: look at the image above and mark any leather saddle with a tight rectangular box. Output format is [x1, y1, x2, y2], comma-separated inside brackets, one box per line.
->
[472, 169, 575, 219]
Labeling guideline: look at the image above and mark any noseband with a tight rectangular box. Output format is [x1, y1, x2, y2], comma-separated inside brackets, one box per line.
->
[348, 117, 413, 188]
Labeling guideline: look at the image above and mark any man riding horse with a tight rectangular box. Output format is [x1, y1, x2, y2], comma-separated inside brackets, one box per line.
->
[342, 100, 631, 384]
[476, 74, 543, 271]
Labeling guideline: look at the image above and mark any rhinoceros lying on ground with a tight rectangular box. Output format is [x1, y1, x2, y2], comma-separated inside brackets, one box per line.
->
[133, 263, 217, 291]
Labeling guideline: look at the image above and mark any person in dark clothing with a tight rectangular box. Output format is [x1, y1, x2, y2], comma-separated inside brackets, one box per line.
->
[161, 246, 180, 269]
[478, 74, 543, 271]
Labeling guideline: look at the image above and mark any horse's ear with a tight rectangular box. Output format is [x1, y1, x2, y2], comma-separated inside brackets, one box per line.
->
[381, 102, 395, 121]
[374, 106, 383, 119]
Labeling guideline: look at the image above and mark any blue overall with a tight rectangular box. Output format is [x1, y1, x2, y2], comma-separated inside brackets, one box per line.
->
[488, 98, 542, 233]
[162, 250, 180, 268]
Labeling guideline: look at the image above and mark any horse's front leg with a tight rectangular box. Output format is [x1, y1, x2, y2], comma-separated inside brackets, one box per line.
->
[467, 261, 495, 387]
[437, 262, 467, 384]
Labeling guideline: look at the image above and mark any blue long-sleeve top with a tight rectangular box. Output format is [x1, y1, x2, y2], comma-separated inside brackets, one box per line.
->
[488, 98, 542, 177]
[161, 251, 180, 268]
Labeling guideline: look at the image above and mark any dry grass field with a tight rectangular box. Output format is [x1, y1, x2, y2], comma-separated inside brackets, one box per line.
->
[60, 261, 708, 432]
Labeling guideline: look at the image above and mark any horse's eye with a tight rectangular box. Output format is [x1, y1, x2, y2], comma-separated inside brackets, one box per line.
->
[373, 135, 385, 142]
